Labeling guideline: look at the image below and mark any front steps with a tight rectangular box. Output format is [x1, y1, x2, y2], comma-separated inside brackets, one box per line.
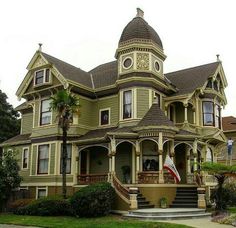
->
[170, 187, 198, 208]
[137, 192, 154, 209]
[125, 208, 211, 220]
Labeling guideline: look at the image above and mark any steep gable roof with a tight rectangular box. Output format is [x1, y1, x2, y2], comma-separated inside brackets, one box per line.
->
[165, 62, 220, 96]
[41, 52, 92, 88]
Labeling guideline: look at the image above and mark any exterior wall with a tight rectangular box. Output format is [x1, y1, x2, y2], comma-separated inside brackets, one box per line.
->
[175, 102, 184, 123]
[139, 186, 177, 207]
[21, 112, 33, 134]
[137, 88, 149, 118]
[90, 149, 109, 174]
[187, 106, 194, 124]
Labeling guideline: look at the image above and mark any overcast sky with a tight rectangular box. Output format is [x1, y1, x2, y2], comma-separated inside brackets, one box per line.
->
[0, 0, 235, 117]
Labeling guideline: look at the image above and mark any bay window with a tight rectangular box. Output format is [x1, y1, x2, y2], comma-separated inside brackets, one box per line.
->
[123, 90, 132, 119]
[215, 105, 221, 128]
[203, 101, 214, 126]
[60, 144, 72, 174]
[40, 99, 52, 125]
[22, 148, 29, 169]
[37, 145, 49, 174]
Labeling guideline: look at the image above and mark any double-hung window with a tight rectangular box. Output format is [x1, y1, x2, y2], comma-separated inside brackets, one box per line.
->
[60, 144, 72, 174]
[215, 105, 221, 128]
[123, 90, 132, 119]
[22, 148, 29, 169]
[203, 101, 214, 126]
[35, 69, 50, 86]
[37, 145, 49, 174]
[40, 99, 52, 125]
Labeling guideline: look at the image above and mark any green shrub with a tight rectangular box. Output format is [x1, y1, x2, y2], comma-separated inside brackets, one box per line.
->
[224, 182, 236, 206]
[8, 199, 34, 212]
[70, 182, 115, 217]
[14, 197, 74, 216]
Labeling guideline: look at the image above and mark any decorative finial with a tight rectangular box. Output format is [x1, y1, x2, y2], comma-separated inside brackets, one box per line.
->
[136, 8, 144, 18]
[38, 43, 43, 52]
[216, 54, 220, 62]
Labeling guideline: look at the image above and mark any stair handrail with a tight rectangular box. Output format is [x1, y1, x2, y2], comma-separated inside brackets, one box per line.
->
[111, 173, 130, 204]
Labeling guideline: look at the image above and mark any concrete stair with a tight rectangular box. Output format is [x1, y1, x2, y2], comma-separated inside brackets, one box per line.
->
[137, 193, 154, 209]
[170, 187, 198, 208]
[124, 208, 211, 220]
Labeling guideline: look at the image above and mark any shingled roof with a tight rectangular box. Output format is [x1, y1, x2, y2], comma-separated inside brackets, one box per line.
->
[165, 62, 220, 96]
[0, 134, 31, 146]
[41, 52, 92, 88]
[89, 61, 118, 88]
[137, 103, 175, 128]
[222, 116, 236, 131]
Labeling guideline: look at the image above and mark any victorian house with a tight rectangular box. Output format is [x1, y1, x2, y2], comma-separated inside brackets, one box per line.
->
[1, 8, 228, 210]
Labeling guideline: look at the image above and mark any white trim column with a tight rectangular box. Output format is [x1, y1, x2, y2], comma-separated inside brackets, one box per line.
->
[135, 140, 141, 183]
[158, 132, 164, 183]
[193, 140, 198, 172]
[184, 103, 188, 123]
[86, 150, 90, 175]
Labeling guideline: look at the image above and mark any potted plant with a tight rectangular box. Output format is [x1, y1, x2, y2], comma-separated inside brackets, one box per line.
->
[121, 165, 131, 184]
[160, 197, 168, 208]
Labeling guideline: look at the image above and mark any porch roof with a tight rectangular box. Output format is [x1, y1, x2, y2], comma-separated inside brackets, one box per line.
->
[0, 133, 31, 146]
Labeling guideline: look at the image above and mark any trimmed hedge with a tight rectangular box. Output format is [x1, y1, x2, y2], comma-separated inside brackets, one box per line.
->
[8, 199, 34, 212]
[14, 197, 74, 216]
[70, 182, 115, 217]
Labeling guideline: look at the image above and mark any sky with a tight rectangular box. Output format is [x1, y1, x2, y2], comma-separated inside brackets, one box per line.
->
[0, 0, 235, 117]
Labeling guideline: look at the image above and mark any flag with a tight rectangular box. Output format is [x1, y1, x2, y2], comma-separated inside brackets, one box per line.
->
[163, 155, 181, 183]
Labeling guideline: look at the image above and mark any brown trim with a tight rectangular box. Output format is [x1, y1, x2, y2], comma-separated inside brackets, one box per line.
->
[31, 135, 79, 144]
[37, 144, 49, 175]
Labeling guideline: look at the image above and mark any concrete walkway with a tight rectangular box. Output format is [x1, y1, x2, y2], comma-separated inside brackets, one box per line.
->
[162, 217, 233, 227]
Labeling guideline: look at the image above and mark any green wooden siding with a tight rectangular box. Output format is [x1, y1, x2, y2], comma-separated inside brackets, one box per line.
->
[137, 88, 149, 118]
[34, 100, 40, 127]
[50, 143, 55, 175]
[89, 148, 109, 174]
[32, 145, 37, 175]
[21, 113, 33, 134]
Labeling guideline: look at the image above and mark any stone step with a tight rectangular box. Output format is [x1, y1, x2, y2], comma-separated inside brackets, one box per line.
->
[137, 204, 155, 209]
[130, 208, 206, 216]
[125, 213, 210, 220]
[170, 204, 198, 208]
[138, 201, 150, 206]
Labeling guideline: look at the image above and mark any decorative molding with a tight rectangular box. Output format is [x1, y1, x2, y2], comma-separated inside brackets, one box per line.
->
[136, 53, 149, 70]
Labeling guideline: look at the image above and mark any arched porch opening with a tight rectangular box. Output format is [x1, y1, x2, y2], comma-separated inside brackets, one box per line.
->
[115, 141, 134, 184]
[174, 142, 193, 184]
[78, 146, 109, 184]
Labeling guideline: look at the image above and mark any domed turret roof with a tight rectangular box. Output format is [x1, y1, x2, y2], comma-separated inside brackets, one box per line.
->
[119, 8, 163, 49]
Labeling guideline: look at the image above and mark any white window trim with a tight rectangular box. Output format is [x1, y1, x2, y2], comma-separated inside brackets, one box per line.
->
[34, 69, 51, 86]
[99, 108, 111, 126]
[36, 143, 51, 176]
[38, 98, 52, 126]
[122, 56, 133, 70]
[22, 147, 29, 170]
[36, 186, 48, 199]
[120, 89, 136, 121]
[19, 186, 29, 190]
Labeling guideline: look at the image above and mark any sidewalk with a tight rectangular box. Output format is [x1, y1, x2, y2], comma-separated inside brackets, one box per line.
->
[164, 217, 233, 228]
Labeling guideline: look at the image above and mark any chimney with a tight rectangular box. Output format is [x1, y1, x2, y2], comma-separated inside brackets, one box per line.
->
[136, 8, 144, 18]
[38, 43, 43, 52]
[216, 54, 220, 62]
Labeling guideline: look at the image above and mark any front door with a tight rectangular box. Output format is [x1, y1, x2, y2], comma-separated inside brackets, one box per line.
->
[175, 144, 187, 184]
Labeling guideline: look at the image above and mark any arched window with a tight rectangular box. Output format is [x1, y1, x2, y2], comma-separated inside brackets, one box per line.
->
[206, 148, 213, 162]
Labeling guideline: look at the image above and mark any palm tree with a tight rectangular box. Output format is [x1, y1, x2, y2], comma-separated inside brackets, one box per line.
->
[50, 90, 80, 199]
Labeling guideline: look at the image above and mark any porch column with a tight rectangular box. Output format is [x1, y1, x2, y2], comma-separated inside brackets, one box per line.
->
[193, 108, 196, 124]
[86, 150, 90, 175]
[193, 140, 198, 172]
[170, 140, 175, 161]
[109, 137, 116, 174]
[158, 132, 164, 184]
[135, 140, 141, 183]
[186, 148, 191, 174]
[184, 103, 188, 123]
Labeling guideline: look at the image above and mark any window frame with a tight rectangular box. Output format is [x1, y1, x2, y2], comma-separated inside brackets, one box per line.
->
[123, 90, 132, 119]
[60, 144, 72, 174]
[40, 99, 52, 126]
[37, 144, 49, 175]
[202, 101, 214, 126]
[36, 187, 48, 199]
[34, 69, 51, 86]
[99, 108, 110, 126]
[215, 104, 221, 129]
[22, 147, 29, 170]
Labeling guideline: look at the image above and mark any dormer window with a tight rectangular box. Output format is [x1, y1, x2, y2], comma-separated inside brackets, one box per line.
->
[35, 69, 50, 86]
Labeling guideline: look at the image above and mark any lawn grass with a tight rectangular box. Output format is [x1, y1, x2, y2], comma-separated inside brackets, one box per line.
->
[0, 213, 192, 228]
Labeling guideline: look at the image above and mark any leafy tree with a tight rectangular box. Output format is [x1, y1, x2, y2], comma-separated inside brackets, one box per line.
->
[50, 90, 80, 199]
[201, 162, 236, 211]
[0, 149, 22, 211]
[0, 89, 20, 143]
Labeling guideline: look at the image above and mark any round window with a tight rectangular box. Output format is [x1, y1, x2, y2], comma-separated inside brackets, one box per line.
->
[154, 61, 160, 72]
[123, 57, 132, 69]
